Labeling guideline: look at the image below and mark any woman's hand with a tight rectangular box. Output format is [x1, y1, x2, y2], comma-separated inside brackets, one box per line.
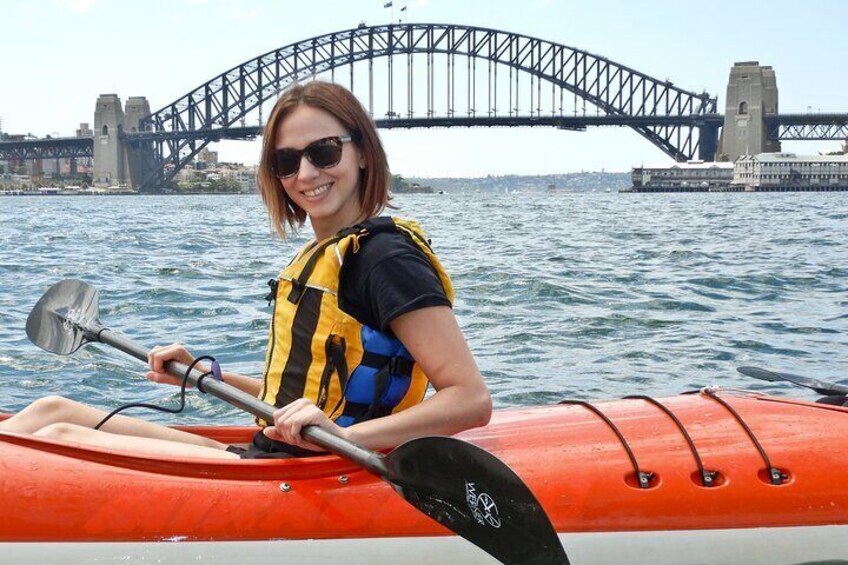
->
[262, 398, 343, 452]
[146, 343, 198, 387]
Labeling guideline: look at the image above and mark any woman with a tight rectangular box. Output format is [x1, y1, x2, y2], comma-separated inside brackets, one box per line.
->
[0, 81, 491, 459]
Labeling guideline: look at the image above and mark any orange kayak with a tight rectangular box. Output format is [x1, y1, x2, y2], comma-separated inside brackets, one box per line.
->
[2, 389, 847, 564]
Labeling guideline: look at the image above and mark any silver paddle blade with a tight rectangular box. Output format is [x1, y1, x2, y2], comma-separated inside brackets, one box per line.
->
[26, 279, 101, 355]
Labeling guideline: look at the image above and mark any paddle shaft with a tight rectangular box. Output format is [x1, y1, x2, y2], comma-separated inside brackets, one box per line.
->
[87, 325, 389, 475]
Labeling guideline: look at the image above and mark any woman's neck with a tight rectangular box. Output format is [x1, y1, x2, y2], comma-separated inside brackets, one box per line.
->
[310, 211, 370, 241]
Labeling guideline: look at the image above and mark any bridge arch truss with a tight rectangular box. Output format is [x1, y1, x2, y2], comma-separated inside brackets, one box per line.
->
[135, 23, 718, 190]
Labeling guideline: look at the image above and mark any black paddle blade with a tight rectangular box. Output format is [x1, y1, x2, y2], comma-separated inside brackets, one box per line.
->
[384, 436, 567, 565]
[26, 279, 101, 355]
[737, 366, 848, 396]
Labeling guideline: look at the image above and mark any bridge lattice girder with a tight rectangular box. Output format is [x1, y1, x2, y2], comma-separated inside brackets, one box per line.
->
[0, 138, 93, 160]
[137, 23, 718, 190]
[765, 114, 848, 141]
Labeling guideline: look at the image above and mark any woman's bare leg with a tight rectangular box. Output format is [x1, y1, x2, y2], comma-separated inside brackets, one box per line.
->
[34, 423, 240, 460]
[0, 395, 228, 450]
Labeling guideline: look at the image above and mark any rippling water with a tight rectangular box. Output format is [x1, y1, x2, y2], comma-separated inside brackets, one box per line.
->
[1, 192, 846, 423]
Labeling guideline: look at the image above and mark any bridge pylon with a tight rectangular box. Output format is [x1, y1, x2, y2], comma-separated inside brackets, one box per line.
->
[93, 94, 125, 187]
[93, 94, 154, 190]
[718, 62, 781, 161]
[123, 97, 155, 191]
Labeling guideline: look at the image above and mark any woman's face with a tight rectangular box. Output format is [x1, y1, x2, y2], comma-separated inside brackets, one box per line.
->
[274, 104, 364, 239]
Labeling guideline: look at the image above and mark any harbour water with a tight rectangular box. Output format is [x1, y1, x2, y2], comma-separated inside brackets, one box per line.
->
[0, 191, 846, 423]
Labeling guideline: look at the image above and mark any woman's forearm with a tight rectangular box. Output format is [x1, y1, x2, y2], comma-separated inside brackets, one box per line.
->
[221, 371, 263, 397]
[342, 384, 492, 450]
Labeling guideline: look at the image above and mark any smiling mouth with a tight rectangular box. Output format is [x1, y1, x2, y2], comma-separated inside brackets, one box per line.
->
[303, 183, 331, 199]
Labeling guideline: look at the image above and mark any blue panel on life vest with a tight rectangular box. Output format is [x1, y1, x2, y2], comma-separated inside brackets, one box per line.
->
[361, 326, 402, 356]
[345, 365, 378, 404]
[341, 326, 415, 407]
[381, 374, 412, 406]
[335, 415, 355, 427]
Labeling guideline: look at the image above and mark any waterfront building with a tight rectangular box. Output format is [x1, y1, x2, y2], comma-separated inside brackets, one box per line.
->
[732, 153, 848, 191]
[630, 161, 734, 192]
[198, 148, 219, 167]
[231, 164, 257, 192]
[174, 164, 198, 183]
[203, 162, 257, 192]
[76, 123, 93, 138]
[629, 153, 848, 192]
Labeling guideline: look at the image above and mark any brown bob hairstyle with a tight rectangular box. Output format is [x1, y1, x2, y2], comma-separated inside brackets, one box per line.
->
[257, 80, 390, 238]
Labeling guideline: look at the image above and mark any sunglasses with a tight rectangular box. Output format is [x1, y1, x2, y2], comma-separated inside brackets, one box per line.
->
[272, 134, 353, 179]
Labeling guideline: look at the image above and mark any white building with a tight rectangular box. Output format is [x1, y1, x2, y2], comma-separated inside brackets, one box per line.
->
[732, 153, 848, 191]
[630, 161, 734, 192]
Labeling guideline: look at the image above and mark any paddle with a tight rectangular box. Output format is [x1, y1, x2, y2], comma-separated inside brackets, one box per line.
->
[26, 279, 568, 565]
[737, 366, 848, 396]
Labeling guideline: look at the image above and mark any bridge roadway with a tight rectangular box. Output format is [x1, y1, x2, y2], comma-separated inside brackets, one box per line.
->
[7, 112, 846, 162]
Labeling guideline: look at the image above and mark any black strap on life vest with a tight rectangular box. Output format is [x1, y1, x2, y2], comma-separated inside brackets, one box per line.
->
[286, 218, 400, 305]
[329, 349, 415, 425]
[287, 235, 345, 304]
[316, 335, 347, 410]
[265, 278, 279, 305]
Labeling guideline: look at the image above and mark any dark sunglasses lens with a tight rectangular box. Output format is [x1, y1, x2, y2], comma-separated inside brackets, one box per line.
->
[307, 142, 343, 168]
[273, 150, 300, 178]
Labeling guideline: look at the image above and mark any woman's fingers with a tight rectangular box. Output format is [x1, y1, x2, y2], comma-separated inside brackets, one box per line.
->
[264, 399, 327, 450]
[144, 370, 183, 386]
[146, 343, 197, 386]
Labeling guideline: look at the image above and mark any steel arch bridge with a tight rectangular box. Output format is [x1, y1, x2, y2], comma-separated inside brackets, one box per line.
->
[127, 23, 719, 191]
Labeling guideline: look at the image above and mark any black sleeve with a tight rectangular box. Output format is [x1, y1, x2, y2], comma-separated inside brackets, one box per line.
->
[338, 231, 451, 335]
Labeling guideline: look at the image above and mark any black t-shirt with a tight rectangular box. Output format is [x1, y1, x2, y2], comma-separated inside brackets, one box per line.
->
[338, 230, 451, 335]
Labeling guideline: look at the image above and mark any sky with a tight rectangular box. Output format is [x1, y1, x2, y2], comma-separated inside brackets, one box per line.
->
[1, 0, 846, 177]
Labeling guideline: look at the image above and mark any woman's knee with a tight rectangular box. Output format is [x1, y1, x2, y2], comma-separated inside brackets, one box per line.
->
[33, 422, 88, 441]
[29, 395, 77, 416]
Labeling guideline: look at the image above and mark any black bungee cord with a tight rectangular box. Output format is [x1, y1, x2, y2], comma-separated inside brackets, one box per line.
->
[93, 355, 221, 430]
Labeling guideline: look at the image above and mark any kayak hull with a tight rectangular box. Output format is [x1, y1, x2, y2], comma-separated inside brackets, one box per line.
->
[5, 526, 848, 565]
[2, 390, 848, 563]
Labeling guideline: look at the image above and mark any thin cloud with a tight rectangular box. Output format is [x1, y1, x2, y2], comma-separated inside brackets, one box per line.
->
[56, 0, 98, 13]
[184, 0, 259, 20]
[234, 6, 261, 21]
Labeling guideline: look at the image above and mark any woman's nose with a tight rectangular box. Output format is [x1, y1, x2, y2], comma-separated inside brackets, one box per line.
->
[296, 155, 320, 180]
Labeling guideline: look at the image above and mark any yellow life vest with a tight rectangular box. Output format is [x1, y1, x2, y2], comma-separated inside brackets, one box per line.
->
[258, 216, 454, 427]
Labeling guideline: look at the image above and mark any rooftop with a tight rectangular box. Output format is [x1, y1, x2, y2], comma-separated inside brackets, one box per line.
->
[638, 160, 734, 170]
[740, 152, 848, 163]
